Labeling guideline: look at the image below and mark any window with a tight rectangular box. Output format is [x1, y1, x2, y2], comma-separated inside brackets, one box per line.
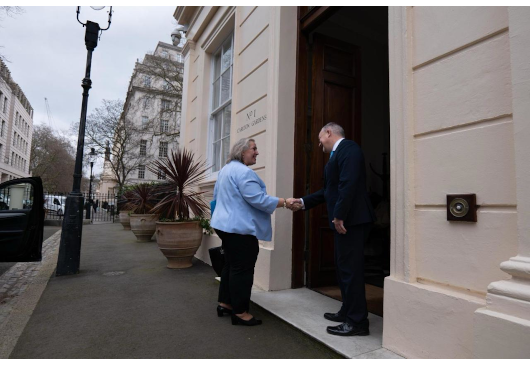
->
[142, 116, 149, 127]
[160, 119, 169, 133]
[139, 140, 147, 156]
[1, 120, 4, 137]
[210, 33, 233, 172]
[159, 141, 168, 157]
[13, 132, 16, 146]
[176, 112, 181, 128]
[157, 168, 166, 180]
[137, 165, 145, 179]
[176, 54, 182, 63]
[161, 100, 171, 110]
[11, 152, 14, 166]
[143, 75, 151, 87]
[3, 97, 7, 113]
[163, 81, 171, 91]
[142, 97, 150, 110]
[161, 50, 169, 58]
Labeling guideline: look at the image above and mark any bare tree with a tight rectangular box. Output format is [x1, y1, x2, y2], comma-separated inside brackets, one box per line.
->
[30, 125, 88, 192]
[0, 7, 25, 62]
[0, 6, 24, 20]
[77, 99, 141, 195]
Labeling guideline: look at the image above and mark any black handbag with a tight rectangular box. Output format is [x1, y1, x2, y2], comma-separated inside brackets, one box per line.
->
[208, 246, 225, 277]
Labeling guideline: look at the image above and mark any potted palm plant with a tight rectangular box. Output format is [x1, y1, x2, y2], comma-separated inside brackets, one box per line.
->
[117, 188, 134, 230]
[125, 183, 160, 242]
[148, 148, 212, 269]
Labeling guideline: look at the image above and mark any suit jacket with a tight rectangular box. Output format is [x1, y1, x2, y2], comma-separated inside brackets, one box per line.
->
[302, 139, 375, 229]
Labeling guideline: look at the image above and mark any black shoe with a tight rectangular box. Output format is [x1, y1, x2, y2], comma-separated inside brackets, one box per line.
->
[231, 314, 263, 326]
[324, 312, 346, 322]
[217, 305, 232, 317]
[326, 322, 369, 336]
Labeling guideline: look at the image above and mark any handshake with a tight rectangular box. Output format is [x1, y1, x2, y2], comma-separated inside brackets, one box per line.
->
[285, 198, 303, 212]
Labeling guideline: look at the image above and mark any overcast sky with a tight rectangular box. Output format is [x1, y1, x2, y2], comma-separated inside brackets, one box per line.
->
[0, 6, 176, 174]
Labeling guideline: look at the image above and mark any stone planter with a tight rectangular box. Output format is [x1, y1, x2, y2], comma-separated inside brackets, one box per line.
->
[129, 214, 158, 242]
[119, 211, 131, 230]
[156, 221, 203, 269]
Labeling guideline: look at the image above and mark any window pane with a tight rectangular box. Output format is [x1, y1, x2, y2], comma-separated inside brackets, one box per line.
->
[221, 137, 230, 167]
[221, 69, 231, 105]
[212, 140, 221, 172]
[221, 37, 232, 72]
[212, 78, 220, 110]
[213, 52, 221, 80]
[222, 104, 231, 138]
[213, 113, 222, 142]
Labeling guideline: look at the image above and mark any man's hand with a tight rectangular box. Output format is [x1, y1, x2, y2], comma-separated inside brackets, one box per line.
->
[286, 198, 302, 211]
[332, 218, 347, 234]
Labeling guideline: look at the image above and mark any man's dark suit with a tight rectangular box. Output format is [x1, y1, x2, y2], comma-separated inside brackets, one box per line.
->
[302, 139, 375, 325]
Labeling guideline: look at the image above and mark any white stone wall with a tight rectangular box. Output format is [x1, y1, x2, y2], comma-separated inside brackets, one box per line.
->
[384, 6, 520, 358]
[178, 6, 297, 290]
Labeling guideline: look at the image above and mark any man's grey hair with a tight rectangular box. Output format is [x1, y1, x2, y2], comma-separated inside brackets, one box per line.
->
[322, 122, 345, 137]
[226, 137, 255, 163]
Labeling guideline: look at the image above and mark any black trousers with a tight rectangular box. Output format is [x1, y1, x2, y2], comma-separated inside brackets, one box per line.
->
[335, 223, 372, 325]
[215, 229, 259, 315]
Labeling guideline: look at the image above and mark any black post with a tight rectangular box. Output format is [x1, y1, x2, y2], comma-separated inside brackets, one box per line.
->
[56, 21, 100, 276]
[86, 161, 94, 220]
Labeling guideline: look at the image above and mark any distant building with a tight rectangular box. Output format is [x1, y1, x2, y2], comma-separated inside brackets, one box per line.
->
[0, 59, 33, 182]
[99, 42, 183, 195]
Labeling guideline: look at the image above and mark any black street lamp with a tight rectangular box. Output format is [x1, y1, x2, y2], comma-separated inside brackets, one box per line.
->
[56, 6, 113, 276]
[86, 147, 97, 220]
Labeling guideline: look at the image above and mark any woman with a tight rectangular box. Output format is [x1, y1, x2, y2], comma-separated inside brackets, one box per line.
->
[211, 137, 290, 326]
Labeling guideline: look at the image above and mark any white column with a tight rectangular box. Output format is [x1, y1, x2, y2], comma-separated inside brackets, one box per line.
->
[474, 6, 530, 359]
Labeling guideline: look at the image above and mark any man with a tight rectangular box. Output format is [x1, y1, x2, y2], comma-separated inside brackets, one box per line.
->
[291, 122, 375, 336]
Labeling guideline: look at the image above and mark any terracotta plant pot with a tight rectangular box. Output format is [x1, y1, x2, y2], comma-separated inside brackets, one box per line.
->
[156, 221, 203, 269]
[129, 214, 158, 242]
[119, 211, 131, 230]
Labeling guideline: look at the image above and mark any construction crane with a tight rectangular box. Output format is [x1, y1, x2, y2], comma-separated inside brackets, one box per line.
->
[44, 97, 55, 129]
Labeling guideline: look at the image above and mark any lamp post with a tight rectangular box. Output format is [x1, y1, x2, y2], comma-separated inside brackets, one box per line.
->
[56, 6, 113, 276]
[85, 147, 97, 220]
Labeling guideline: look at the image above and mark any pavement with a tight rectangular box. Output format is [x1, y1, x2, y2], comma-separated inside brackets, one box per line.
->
[1, 223, 342, 359]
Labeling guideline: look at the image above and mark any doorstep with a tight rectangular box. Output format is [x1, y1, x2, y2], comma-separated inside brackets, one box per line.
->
[250, 287, 403, 359]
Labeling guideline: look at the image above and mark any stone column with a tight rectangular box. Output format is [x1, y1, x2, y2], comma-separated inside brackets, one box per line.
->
[474, 6, 530, 358]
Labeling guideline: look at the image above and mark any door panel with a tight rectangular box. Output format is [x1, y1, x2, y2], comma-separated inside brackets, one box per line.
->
[308, 34, 361, 288]
[0, 177, 44, 262]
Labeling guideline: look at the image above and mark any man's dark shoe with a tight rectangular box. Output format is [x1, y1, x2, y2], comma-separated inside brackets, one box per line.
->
[326, 322, 370, 336]
[324, 312, 346, 322]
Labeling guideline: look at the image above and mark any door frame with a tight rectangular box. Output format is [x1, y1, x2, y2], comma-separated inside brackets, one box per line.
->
[292, 6, 342, 288]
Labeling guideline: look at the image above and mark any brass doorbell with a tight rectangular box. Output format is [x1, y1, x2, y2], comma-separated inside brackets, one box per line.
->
[447, 194, 477, 222]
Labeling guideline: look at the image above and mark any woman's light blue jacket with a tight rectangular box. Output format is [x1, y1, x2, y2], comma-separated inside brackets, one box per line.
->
[211, 161, 279, 241]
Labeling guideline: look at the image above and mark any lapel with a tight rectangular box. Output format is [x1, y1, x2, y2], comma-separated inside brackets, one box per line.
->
[324, 139, 347, 186]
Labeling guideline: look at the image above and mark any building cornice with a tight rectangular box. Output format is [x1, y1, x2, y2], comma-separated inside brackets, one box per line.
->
[201, 6, 235, 51]
[182, 40, 196, 59]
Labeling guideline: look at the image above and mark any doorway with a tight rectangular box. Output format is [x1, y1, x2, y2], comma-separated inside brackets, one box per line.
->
[292, 6, 390, 317]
